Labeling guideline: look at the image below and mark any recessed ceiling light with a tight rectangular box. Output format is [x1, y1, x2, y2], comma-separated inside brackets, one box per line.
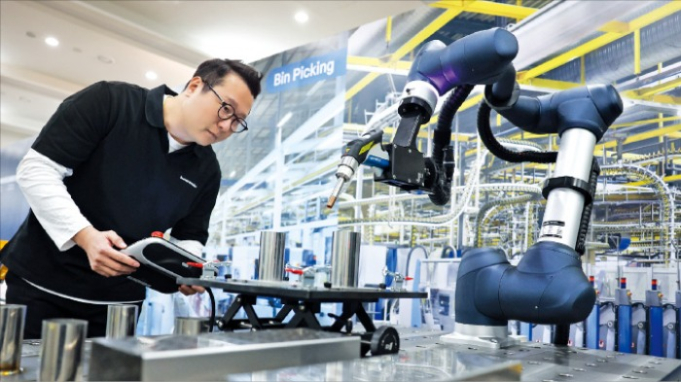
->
[45, 37, 59, 47]
[229, 170, 236, 177]
[294, 11, 309, 24]
[145, 71, 158, 80]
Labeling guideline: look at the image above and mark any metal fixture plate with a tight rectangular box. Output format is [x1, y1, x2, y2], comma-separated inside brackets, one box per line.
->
[177, 277, 427, 301]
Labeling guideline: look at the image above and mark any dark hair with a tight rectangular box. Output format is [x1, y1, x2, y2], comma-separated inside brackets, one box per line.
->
[188, 58, 263, 99]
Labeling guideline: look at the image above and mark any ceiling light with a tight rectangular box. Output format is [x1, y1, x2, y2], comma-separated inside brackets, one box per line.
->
[145, 71, 158, 80]
[229, 170, 236, 177]
[294, 11, 309, 24]
[45, 37, 59, 47]
[276, 112, 293, 128]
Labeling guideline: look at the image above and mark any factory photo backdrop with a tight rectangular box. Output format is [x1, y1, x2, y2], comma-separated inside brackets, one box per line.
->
[336, 1, 680, 281]
[1, 0, 679, 283]
[206, 32, 348, 265]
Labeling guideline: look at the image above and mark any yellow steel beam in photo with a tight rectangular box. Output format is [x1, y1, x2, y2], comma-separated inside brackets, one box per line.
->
[346, 4, 474, 101]
[626, 174, 681, 187]
[599, 21, 630, 34]
[518, 77, 581, 90]
[346, 56, 412, 71]
[346, 72, 381, 100]
[633, 77, 681, 98]
[634, 29, 641, 75]
[611, 116, 681, 129]
[431, 0, 537, 20]
[599, 124, 681, 149]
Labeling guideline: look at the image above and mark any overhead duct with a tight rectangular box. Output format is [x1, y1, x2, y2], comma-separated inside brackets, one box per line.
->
[348, 6, 441, 57]
[509, 1, 652, 71]
[542, 11, 681, 86]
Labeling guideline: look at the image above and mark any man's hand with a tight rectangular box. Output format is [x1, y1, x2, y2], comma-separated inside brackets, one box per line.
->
[73, 226, 140, 277]
[178, 284, 205, 295]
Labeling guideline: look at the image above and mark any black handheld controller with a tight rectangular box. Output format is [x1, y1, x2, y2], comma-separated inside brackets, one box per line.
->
[122, 237, 204, 293]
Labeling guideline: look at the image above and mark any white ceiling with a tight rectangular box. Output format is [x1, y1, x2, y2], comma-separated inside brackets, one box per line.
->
[0, 0, 427, 147]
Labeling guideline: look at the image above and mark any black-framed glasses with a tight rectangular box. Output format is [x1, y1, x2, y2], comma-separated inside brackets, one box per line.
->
[205, 82, 248, 133]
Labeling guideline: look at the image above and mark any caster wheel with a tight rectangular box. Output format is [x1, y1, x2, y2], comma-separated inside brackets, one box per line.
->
[370, 326, 400, 355]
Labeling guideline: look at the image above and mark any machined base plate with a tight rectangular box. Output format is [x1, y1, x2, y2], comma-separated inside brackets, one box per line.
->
[439, 330, 527, 349]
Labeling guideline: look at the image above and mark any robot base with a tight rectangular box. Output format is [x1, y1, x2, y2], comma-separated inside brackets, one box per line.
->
[440, 323, 526, 349]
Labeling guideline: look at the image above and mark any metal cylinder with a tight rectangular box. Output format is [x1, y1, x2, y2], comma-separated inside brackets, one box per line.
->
[0, 304, 26, 376]
[258, 231, 286, 281]
[39, 319, 88, 382]
[331, 231, 362, 288]
[173, 317, 211, 335]
[105, 304, 138, 339]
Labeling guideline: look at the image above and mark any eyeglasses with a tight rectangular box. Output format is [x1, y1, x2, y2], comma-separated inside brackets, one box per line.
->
[205, 82, 248, 133]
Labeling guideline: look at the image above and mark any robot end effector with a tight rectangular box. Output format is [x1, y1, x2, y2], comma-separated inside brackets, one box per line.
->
[327, 28, 519, 208]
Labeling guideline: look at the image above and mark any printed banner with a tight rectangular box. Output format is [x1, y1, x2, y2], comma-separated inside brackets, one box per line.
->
[266, 49, 347, 93]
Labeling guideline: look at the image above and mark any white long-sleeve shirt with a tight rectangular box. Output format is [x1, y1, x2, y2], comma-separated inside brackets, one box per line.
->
[15, 132, 203, 304]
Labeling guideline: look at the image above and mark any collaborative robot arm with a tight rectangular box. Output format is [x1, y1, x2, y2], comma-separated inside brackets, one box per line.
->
[328, 25, 624, 347]
[327, 28, 518, 208]
[448, 40, 623, 348]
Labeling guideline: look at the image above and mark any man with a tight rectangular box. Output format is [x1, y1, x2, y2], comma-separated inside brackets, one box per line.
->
[0, 59, 262, 339]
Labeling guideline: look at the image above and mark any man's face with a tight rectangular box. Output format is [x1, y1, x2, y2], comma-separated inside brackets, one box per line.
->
[182, 73, 254, 146]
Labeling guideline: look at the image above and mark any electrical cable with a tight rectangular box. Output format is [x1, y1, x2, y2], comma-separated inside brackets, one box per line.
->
[433, 85, 475, 159]
[575, 160, 600, 255]
[405, 245, 429, 277]
[429, 85, 475, 206]
[440, 245, 455, 258]
[206, 287, 216, 333]
[477, 101, 557, 164]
